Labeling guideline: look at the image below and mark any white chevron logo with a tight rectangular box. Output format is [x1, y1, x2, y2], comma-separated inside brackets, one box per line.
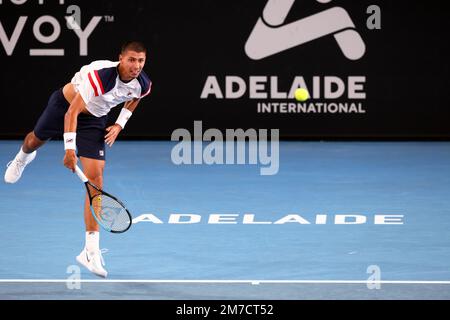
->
[245, 0, 365, 60]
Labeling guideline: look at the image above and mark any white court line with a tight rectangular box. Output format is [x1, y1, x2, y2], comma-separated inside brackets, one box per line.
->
[0, 279, 450, 284]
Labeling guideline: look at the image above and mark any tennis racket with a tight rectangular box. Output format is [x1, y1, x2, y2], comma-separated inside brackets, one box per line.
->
[74, 165, 132, 233]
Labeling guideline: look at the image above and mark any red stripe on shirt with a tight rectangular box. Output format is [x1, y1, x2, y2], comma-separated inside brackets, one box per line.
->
[141, 82, 152, 97]
[94, 70, 105, 95]
[87, 72, 99, 97]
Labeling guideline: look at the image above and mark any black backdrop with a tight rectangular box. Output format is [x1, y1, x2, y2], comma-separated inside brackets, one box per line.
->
[1, 0, 449, 139]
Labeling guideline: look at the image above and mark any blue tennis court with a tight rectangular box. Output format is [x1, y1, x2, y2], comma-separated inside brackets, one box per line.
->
[1, 140, 450, 299]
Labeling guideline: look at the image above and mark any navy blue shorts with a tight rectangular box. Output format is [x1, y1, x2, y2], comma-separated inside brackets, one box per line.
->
[34, 88, 108, 160]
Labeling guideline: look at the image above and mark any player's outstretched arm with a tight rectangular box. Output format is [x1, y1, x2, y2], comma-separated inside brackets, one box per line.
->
[63, 93, 88, 172]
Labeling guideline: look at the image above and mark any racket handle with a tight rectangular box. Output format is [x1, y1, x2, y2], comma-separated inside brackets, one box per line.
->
[74, 165, 89, 183]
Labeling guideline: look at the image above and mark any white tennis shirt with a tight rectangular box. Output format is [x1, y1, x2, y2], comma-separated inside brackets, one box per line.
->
[71, 60, 152, 117]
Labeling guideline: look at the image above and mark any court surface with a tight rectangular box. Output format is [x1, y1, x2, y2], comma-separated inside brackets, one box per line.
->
[0, 140, 449, 299]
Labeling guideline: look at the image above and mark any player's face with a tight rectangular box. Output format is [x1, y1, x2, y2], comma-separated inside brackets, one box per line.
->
[119, 50, 146, 80]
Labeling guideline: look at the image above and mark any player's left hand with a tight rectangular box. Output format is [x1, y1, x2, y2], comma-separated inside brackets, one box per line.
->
[104, 124, 122, 147]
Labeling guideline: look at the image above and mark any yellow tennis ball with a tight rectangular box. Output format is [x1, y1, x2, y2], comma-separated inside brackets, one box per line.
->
[294, 88, 309, 102]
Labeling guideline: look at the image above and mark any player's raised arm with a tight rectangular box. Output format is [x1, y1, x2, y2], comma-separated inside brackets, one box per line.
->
[63, 93, 88, 172]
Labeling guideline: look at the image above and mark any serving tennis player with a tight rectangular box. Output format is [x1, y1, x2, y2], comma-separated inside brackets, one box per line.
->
[4, 41, 152, 278]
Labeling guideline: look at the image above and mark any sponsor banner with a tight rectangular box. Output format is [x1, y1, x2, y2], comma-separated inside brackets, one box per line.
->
[1, 0, 449, 138]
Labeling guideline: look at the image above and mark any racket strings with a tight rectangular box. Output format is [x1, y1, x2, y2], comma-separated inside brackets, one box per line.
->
[92, 194, 131, 232]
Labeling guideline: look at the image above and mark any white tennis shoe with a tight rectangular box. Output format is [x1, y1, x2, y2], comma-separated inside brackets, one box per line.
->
[76, 248, 108, 278]
[4, 150, 36, 183]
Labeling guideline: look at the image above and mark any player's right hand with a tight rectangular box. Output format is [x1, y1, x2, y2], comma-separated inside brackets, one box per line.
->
[63, 150, 77, 172]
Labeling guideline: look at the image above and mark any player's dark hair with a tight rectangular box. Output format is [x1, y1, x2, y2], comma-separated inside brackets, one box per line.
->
[121, 41, 147, 54]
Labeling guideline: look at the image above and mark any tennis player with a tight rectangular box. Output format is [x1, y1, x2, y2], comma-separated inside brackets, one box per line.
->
[4, 41, 152, 278]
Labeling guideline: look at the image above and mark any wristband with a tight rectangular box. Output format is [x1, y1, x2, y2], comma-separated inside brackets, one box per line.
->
[115, 108, 132, 129]
[63, 132, 76, 150]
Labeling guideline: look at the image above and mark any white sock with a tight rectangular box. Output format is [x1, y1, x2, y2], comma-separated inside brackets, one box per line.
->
[16, 147, 34, 162]
[85, 231, 100, 252]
